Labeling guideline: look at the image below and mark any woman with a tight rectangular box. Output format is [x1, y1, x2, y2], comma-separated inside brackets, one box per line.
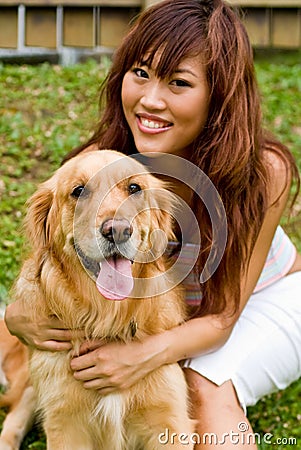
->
[5, 1, 301, 448]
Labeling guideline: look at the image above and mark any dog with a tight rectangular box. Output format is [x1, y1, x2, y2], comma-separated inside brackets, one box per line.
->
[0, 318, 35, 450]
[12, 150, 195, 450]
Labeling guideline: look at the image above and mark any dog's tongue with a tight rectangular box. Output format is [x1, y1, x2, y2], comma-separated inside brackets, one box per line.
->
[96, 257, 133, 301]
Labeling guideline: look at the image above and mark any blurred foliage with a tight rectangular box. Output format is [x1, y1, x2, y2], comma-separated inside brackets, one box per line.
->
[0, 53, 300, 448]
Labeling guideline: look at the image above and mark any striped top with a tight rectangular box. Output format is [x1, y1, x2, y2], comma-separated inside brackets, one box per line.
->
[167, 226, 296, 306]
[253, 225, 296, 293]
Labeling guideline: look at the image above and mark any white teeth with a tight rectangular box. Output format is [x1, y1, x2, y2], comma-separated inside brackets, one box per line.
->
[141, 118, 166, 129]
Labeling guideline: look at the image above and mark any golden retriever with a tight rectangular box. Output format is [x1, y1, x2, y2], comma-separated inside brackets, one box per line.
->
[12, 150, 194, 450]
[0, 319, 35, 450]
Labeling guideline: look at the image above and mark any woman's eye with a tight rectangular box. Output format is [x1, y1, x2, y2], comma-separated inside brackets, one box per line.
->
[133, 68, 149, 79]
[71, 185, 88, 198]
[128, 183, 142, 195]
[170, 79, 191, 87]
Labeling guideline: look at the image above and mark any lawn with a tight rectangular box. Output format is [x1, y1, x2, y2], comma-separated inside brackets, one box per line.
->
[0, 53, 300, 449]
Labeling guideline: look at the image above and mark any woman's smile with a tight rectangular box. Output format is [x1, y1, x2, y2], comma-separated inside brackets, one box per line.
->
[136, 113, 173, 133]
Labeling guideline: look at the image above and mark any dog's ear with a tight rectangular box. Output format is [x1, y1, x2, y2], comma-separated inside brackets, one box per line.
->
[25, 180, 55, 250]
[154, 189, 177, 238]
[148, 183, 178, 255]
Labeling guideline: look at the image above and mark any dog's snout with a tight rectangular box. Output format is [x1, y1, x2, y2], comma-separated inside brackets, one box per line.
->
[100, 219, 133, 244]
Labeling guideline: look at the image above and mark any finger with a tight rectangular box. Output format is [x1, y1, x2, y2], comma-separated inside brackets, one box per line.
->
[83, 379, 114, 392]
[72, 366, 98, 381]
[34, 340, 73, 352]
[45, 329, 73, 341]
[43, 329, 86, 346]
[70, 352, 96, 371]
[78, 339, 105, 355]
[46, 316, 84, 334]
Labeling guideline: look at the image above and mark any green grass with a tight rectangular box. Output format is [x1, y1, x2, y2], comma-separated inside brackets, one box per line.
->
[0, 53, 300, 448]
[0, 60, 103, 305]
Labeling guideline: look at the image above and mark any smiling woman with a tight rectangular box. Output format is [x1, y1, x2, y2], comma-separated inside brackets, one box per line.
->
[121, 55, 209, 157]
[4, 1, 301, 450]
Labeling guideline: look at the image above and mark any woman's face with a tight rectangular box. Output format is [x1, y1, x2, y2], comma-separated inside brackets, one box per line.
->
[121, 54, 210, 158]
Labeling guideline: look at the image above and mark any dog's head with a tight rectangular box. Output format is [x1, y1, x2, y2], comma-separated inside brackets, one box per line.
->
[26, 150, 178, 300]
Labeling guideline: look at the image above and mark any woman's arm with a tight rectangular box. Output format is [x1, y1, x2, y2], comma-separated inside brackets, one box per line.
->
[4, 301, 73, 351]
[239, 150, 292, 312]
[70, 315, 232, 393]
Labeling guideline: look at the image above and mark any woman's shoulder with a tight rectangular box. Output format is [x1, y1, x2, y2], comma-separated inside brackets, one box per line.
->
[82, 143, 99, 153]
[263, 148, 292, 206]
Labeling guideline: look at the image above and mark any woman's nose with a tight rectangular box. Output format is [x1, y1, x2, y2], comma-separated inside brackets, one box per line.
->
[140, 82, 166, 110]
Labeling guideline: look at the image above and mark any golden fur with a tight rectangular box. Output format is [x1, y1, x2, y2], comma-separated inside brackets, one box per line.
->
[13, 150, 194, 449]
[0, 319, 35, 450]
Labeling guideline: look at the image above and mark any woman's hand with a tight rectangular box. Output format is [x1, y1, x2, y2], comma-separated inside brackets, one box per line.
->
[70, 335, 165, 394]
[69, 315, 234, 394]
[4, 301, 73, 352]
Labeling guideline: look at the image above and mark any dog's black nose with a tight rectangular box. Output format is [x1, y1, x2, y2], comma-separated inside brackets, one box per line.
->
[100, 219, 133, 244]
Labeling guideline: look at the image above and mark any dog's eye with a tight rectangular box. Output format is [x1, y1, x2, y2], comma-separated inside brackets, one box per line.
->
[71, 185, 88, 199]
[128, 183, 142, 195]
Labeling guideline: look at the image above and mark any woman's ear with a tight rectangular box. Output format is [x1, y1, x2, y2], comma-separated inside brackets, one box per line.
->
[25, 180, 54, 250]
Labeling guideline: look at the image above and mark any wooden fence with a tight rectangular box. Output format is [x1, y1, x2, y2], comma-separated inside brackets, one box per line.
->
[231, 0, 301, 48]
[0, 0, 300, 62]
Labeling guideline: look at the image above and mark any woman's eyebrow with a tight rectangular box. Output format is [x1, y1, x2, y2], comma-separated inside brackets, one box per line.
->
[137, 61, 198, 79]
[174, 68, 198, 78]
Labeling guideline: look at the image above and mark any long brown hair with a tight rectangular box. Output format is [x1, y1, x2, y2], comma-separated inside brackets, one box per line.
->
[65, 0, 300, 317]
